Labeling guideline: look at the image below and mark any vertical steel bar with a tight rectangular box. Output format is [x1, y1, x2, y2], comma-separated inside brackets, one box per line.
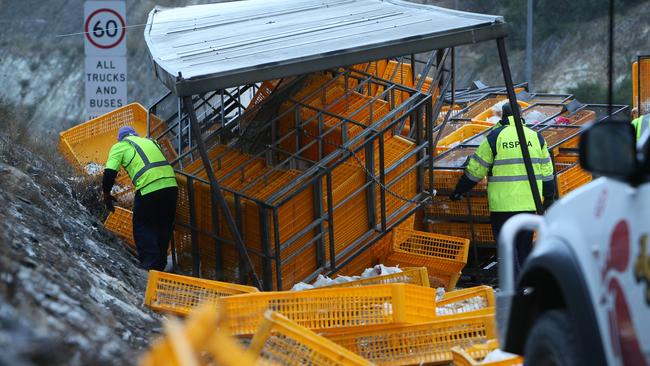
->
[234, 195, 247, 284]
[426, 99, 434, 196]
[496, 38, 543, 214]
[365, 142, 377, 230]
[258, 204, 273, 291]
[313, 178, 326, 267]
[187, 176, 200, 276]
[182, 96, 263, 289]
[273, 208, 282, 291]
[212, 189, 224, 281]
[326, 172, 336, 270]
[378, 136, 387, 231]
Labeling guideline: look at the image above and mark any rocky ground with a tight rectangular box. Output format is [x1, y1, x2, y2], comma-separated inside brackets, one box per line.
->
[0, 133, 162, 366]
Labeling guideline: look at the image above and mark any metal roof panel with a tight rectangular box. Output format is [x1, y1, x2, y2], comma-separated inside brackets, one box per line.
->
[145, 0, 505, 95]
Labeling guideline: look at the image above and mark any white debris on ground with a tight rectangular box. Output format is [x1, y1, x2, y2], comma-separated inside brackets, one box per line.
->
[83, 162, 104, 176]
[524, 110, 548, 125]
[435, 287, 445, 302]
[291, 264, 402, 291]
[491, 100, 507, 118]
[436, 295, 487, 316]
[487, 116, 501, 124]
[482, 348, 521, 364]
[111, 184, 130, 196]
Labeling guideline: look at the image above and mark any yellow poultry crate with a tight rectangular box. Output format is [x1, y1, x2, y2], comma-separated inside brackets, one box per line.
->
[103, 206, 135, 252]
[221, 283, 437, 336]
[323, 311, 497, 366]
[452, 339, 524, 366]
[385, 228, 469, 290]
[437, 286, 496, 316]
[320, 267, 430, 289]
[144, 270, 259, 316]
[249, 311, 373, 366]
[435, 124, 490, 155]
[140, 304, 257, 366]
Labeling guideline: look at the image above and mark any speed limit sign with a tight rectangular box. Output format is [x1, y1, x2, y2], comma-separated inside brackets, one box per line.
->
[84, 1, 126, 56]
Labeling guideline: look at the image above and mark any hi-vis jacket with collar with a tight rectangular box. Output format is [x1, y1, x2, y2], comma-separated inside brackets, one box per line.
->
[105, 135, 177, 195]
[464, 116, 554, 212]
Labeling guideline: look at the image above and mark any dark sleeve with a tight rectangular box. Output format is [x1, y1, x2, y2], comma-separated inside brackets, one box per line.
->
[102, 168, 118, 194]
[453, 173, 478, 195]
[542, 179, 556, 199]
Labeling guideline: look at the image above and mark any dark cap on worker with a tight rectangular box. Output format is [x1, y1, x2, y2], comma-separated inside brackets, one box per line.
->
[118, 126, 138, 141]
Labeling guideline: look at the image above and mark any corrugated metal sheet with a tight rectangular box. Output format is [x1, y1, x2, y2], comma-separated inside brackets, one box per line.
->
[145, 0, 505, 96]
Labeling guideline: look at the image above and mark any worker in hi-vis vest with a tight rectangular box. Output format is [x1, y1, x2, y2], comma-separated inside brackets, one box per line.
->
[102, 126, 178, 271]
[631, 113, 649, 140]
[449, 103, 555, 274]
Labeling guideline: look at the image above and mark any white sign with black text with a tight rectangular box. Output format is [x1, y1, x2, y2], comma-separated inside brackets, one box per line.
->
[84, 1, 127, 119]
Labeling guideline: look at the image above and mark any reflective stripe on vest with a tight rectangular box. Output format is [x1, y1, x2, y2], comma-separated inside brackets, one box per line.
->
[492, 157, 551, 166]
[488, 174, 543, 182]
[123, 139, 170, 184]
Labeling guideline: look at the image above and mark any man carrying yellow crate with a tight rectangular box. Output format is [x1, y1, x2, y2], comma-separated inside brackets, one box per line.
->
[102, 126, 178, 271]
[450, 103, 554, 275]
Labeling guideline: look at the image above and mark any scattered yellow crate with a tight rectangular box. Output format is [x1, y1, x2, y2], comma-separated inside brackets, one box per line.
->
[452, 339, 524, 366]
[221, 283, 437, 336]
[144, 270, 259, 316]
[438, 286, 495, 316]
[140, 304, 257, 366]
[103, 206, 135, 252]
[385, 228, 469, 290]
[426, 196, 490, 218]
[249, 311, 372, 366]
[321, 267, 430, 289]
[435, 124, 490, 155]
[59, 103, 168, 169]
[632, 58, 650, 117]
[470, 100, 530, 125]
[323, 311, 497, 366]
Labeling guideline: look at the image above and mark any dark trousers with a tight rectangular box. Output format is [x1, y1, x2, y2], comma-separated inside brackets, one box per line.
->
[491, 211, 535, 279]
[133, 187, 178, 271]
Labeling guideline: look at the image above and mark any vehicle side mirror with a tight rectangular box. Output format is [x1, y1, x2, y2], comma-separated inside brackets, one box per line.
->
[579, 120, 637, 180]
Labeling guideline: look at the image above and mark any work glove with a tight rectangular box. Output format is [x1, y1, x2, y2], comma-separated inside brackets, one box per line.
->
[542, 197, 554, 212]
[103, 192, 117, 212]
[449, 191, 464, 201]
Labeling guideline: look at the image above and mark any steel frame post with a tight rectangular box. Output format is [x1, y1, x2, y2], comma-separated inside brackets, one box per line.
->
[313, 177, 326, 268]
[187, 175, 200, 276]
[182, 96, 263, 289]
[365, 142, 377, 230]
[258, 204, 273, 290]
[496, 38, 543, 215]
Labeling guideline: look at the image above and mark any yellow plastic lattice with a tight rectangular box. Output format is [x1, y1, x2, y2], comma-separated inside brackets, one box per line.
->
[249, 311, 373, 366]
[385, 228, 469, 290]
[633, 58, 650, 117]
[320, 267, 430, 289]
[555, 155, 592, 197]
[59, 103, 166, 168]
[438, 286, 496, 316]
[323, 311, 497, 366]
[144, 270, 259, 316]
[221, 283, 437, 336]
[140, 304, 257, 366]
[452, 339, 524, 366]
[426, 195, 490, 218]
[103, 207, 135, 252]
[471, 100, 530, 125]
[435, 124, 490, 155]
[429, 222, 495, 245]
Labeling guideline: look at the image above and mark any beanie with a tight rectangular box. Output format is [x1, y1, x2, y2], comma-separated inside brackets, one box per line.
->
[117, 126, 138, 142]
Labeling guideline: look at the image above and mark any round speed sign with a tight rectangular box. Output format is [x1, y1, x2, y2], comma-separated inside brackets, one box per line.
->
[84, 8, 126, 49]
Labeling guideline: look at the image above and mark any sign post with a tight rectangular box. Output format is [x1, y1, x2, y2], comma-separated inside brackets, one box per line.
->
[84, 1, 127, 120]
